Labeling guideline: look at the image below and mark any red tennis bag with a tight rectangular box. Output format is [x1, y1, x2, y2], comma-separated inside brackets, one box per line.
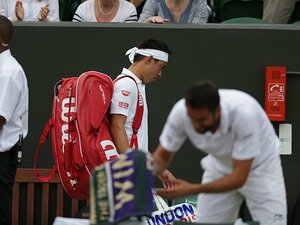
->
[34, 71, 120, 200]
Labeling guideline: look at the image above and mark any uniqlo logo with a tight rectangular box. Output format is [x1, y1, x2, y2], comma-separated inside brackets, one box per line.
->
[121, 90, 130, 96]
[118, 102, 129, 109]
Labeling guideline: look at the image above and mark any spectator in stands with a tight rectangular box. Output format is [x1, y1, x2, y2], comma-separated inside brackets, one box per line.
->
[0, 0, 59, 22]
[138, 0, 209, 24]
[71, 0, 86, 17]
[129, 0, 144, 19]
[73, 0, 137, 22]
[263, 0, 295, 23]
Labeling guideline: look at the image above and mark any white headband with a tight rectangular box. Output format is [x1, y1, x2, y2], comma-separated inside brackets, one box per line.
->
[125, 47, 169, 64]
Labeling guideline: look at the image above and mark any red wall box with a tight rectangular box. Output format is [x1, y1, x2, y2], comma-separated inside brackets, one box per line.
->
[265, 66, 286, 121]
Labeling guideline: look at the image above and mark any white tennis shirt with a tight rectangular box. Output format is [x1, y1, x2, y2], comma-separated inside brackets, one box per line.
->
[159, 89, 280, 174]
[0, 50, 28, 152]
[110, 68, 148, 152]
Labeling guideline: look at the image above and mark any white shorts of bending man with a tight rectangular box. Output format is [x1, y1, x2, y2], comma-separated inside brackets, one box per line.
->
[153, 81, 287, 225]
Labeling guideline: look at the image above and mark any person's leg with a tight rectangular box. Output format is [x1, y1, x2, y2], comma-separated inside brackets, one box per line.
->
[241, 156, 287, 225]
[0, 147, 18, 225]
[196, 170, 244, 223]
[263, 0, 296, 23]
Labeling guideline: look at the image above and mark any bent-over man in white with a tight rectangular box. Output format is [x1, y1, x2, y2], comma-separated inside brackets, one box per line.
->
[154, 81, 287, 225]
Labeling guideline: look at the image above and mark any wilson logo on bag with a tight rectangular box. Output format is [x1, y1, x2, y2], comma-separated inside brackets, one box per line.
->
[34, 71, 143, 200]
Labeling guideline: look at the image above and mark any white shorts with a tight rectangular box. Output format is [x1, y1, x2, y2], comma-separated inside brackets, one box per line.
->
[196, 156, 287, 225]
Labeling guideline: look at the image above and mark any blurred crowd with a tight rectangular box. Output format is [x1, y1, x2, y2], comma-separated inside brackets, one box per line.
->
[0, 0, 298, 25]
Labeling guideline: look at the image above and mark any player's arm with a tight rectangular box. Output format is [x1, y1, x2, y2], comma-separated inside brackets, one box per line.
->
[110, 78, 136, 154]
[196, 158, 253, 192]
[153, 144, 177, 188]
[153, 144, 175, 173]
[110, 114, 130, 154]
[157, 158, 253, 199]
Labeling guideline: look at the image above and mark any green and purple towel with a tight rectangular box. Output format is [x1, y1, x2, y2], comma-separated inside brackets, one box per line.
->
[90, 150, 154, 225]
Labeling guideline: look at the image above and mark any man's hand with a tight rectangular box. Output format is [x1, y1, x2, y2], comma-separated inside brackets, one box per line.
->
[15, 1, 24, 21]
[38, 4, 50, 21]
[157, 179, 199, 199]
[158, 158, 254, 200]
[157, 169, 176, 188]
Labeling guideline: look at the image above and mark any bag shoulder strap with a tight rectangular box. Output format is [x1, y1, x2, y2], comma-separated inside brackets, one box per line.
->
[114, 75, 144, 149]
[33, 119, 57, 182]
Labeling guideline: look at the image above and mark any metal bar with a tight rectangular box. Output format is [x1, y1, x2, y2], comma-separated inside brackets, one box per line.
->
[287, 71, 300, 75]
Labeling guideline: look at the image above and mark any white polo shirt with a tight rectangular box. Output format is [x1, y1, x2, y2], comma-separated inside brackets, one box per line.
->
[0, 50, 28, 152]
[110, 68, 148, 152]
[159, 89, 280, 174]
[72, 0, 137, 22]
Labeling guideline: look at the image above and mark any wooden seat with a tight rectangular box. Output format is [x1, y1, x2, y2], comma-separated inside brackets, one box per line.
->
[12, 168, 88, 225]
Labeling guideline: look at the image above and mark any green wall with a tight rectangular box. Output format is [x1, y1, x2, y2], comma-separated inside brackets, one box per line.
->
[11, 22, 300, 224]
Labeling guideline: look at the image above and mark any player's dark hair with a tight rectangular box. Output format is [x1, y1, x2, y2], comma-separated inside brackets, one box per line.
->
[185, 81, 220, 112]
[0, 15, 14, 46]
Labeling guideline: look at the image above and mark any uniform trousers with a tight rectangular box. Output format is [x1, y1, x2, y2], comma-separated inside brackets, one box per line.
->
[0, 145, 18, 225]
[196, 156, 287, 225]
